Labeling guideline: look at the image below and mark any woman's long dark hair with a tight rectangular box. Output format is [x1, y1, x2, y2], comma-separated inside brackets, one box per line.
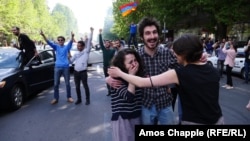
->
[111, 48, 144, 77]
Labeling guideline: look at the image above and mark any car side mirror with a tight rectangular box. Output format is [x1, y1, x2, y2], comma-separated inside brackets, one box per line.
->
[29, 59, 41, 66]
[27, 56, 42, 67]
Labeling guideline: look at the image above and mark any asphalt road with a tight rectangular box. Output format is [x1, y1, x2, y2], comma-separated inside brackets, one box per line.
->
[0, 63, 250, 141]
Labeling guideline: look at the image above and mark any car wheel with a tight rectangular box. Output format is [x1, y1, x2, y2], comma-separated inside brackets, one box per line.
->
[241, 68, 245, 79]
[10, 84, 24, 110]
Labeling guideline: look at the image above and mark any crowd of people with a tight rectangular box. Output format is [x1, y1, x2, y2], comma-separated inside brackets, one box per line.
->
[10, 16, 250, 141]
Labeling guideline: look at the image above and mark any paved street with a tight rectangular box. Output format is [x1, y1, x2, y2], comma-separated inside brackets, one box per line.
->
[0, 63, 250, 141]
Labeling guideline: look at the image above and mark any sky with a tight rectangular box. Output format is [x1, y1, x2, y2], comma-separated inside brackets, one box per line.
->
[47, 0, 113, 34]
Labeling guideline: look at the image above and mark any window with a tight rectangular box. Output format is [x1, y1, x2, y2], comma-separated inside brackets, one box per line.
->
[39, 50, 54, 63]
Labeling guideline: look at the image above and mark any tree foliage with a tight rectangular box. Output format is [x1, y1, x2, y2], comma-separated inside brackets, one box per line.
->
[0, 0, 78, 45]
[111, 0, 250, 40]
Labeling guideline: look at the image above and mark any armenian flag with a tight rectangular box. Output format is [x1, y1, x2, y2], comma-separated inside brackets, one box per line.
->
[119, 2, 138, 17]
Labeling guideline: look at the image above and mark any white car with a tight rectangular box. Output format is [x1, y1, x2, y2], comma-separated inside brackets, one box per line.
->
[69, 43, 103, 67]
[207, 48, 250, 79]
[42, 43, 103, 67]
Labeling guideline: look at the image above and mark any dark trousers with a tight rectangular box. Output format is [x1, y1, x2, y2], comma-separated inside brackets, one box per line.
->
[244, 62, 250, 83]
[74, 70, 90, 101]
[103, 66, 111, 94]
[128, 33, 137, 48]
[20, 51, 35, 67]
[217, 60, 225, 77]
[226, 65, 233, 86]
[171, 87, 178, 111]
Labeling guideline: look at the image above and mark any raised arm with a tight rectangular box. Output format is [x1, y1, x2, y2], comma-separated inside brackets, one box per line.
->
[85, 27, 94, 53]
[244, 40, 250, 52]
[40, 30, 48, 42]
[99, 29, 106, 50]
[40, 30, 57, 50]
[70, 31, 75, 42]
[222, 42, 227, 53]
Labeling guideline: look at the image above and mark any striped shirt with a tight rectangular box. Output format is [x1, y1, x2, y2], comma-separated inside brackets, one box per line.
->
[110, 79, 142, 121]
[137, 45, 180, 110]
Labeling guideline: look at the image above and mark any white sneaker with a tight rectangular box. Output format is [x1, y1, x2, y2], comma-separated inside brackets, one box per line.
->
[246, 101, 250, 111]
[222, 85, 228, 88]
[226, 86, 234, 89]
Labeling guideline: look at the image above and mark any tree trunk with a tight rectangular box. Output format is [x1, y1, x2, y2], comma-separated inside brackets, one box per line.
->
[216, 23, 227, 41]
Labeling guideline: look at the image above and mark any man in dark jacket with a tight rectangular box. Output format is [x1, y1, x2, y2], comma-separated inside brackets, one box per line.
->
[99, 29, 116, 96]
[12, 26, 38, 65]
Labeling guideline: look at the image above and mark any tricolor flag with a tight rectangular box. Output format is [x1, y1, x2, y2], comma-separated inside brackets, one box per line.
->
[119, 2, 138, 17]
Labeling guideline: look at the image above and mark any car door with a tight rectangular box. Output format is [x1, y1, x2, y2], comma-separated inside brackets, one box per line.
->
[88, 49, 103, 65]
[23, 50, 55, 93]
[233, 50, 245, 73]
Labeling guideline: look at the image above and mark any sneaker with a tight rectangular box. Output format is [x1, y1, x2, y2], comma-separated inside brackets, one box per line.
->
[222, 85, 228, 88]
[75, 100, 82, 105]
[50, 99, 58, 105]
[85, 100, 90, 105]
[226, 86, 234, 89]
[246, 101, 250, 111]
[67, 98, 74, 103]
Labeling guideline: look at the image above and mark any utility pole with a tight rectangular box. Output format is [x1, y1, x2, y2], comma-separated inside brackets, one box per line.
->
[164, 20, 166, 43]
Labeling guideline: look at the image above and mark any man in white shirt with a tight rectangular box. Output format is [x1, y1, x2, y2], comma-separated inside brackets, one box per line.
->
[69, 27, 94, 105]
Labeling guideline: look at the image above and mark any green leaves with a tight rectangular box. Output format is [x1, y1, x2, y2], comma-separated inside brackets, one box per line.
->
[0, 0, 78, 44]
[110, 0, 250, 40]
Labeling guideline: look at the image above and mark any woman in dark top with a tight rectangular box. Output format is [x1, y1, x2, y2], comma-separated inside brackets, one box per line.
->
[108, 34, 224, 125]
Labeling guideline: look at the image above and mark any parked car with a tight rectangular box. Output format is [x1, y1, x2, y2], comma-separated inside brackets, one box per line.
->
[207, 48, 250, 79]
[69, 43, 103, 68]
[235, 41, 248, 48]
[0, 47, 55, 111]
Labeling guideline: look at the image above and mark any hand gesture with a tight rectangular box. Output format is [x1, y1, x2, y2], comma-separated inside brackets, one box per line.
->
[90, 27, 94, 32]
[200, 52, 208, 63]
[71, 31, 75, 38]
[13, 43, 18, 48]
[40, 30, 44, 36]
[128, 63, 138, 75]
[34, 51, 39, 57]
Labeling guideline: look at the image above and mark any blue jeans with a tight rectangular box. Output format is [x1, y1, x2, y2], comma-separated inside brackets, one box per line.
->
[54, 67, 71, 100]
[128, 33, 137, 48]
[141, 104, 175, 125]
[217, 60, 225, 77]
[244, 62, 250, 83]
[177, 95, 182, 123]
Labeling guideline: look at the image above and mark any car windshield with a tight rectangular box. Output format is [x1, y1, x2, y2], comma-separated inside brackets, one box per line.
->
[236, 48, 245, 58]
[0, 51, 21, 68]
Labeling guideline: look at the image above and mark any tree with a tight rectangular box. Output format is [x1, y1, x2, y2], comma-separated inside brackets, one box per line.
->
[103, 7, 118, 40]
[111, 0, 250, 41]
[51, 4, 79, 40]
[0, 0, 80, 44]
